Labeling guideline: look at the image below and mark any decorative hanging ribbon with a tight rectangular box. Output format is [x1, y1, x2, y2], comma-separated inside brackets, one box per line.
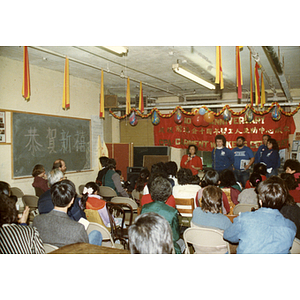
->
[62, 57, 70, 109]
[250, 51, 253, 106]
[254, 62, 260, 107]
[261, 70, 266, 108]
[236, 46, 243, 99]
[139, 81, 144, 113]
[126, 77, 131, 115]
[99, 69, 105, 118]
[215, 46, 224, 89]
[22, 46, 31, 101]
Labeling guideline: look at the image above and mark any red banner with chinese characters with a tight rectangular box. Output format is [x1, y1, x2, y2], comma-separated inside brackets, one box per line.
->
[154, 112, 295, 151]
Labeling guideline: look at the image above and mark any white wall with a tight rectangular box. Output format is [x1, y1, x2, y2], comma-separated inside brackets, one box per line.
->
[0, 56, 104, 195]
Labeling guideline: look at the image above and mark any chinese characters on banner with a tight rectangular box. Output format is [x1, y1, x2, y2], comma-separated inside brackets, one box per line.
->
[154, 112, 295, 151]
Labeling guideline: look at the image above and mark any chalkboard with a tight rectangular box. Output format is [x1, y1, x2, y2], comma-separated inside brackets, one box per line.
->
[133, 146, 169, 167]
[12, 112, 91, 178]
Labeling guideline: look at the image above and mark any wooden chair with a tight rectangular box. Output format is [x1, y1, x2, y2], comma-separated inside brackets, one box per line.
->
[106, 202, 132, 249]
[233, 203, 259, 215]
[86, 222, 117, 248]
[183, 226, 230, 254]
[111, 196, 138, 225]
[174, 198, 194, 228]
[99, 186, 117, 201]
[43, 243, 59, 254]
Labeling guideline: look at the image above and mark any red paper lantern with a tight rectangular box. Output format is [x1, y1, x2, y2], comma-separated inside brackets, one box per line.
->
[204, 112, 215, 124]
[192, 114, 204, 127]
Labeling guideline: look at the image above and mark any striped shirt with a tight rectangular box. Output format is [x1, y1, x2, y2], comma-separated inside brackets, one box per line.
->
[0, 224, 45, 254]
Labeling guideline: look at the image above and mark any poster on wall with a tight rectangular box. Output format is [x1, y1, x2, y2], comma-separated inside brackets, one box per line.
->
[0, 111, 5, 143]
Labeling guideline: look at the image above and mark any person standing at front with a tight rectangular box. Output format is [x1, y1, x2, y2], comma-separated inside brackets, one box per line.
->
[212, 135, 234, 173]
[232, 136, 255, 188]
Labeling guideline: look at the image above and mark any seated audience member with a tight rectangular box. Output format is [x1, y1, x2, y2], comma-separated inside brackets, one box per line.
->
[141, 176, 183, 254]
[52, 158, 67, 175]
[32, 164, 49, 193]
[192, 185, 232, 231]
[0, 181, 17, 203]
[172, 168, 202, 208]
[132, 168, 150, 203]
[278, 175, 300, 240]
[128, 212, 174, 254]
[223, 176, 297, 254]
[283, 159, 300, 190]
[38, 169, 85, 221]
[33, 180, 102, 248]
[80, 182, 110, 227]
[244, 163, 267, 189]
[96, 156, 109, 186]
[143, 162, 170, 195]
[0, 194, 45, 254]
[140, 172, 176, 208]
[219, 169, 241, 214]
[237, 173, 262, 205]
[165, 161, 179, 186]
[280, 172, 300, 203]
[103, 158, 129, 197]
[197, 170, 220, 207]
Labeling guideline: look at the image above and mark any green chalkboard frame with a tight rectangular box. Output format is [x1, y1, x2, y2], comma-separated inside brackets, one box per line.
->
[12, 111, 91, 178]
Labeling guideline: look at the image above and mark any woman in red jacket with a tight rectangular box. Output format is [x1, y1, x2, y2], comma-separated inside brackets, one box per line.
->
[180, 145, 202, 176]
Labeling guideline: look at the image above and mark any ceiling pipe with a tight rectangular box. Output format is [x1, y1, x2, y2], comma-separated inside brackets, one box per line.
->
[28, 46, 179, 97]
[263, 46, 293, 102]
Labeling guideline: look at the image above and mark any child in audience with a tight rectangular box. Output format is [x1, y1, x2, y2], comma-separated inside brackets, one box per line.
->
[244, 163, 267, 189]
[80, 182, 110, 227]
[237, 173, 262, 205]
[192, 185, 232, 231]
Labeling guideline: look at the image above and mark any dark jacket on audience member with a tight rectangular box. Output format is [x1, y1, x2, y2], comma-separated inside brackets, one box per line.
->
[38, 190, 86, 221]
[280, 204, 300, 240]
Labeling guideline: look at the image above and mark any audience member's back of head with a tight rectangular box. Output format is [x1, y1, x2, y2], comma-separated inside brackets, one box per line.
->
[32, 164, 45, 177]
[47, 168, 64, 187]
[165, 161, 178, 177]
[280, 172, 298, 191]
[107, 158, 116, 170]
[201, 170, 219, 187]
[51, 179, 76, 207]
[149, 176, 172, 203]
[177, 168, 193, 185]
[81, 181, 99, 209]
[284, 159, 300, 173]
[0, 194, 18, 226]
[219, 169, 237, 187]
[136, 168, 150, 192]
[201, 185, 222, 214]
[99, 156, 109, 168]
[257, 176, 288, 210]
[253, 163, 267, 176]
[249, 173, 262, 188]
[150, 162, 168, 178]
[0, 181, 11, 196]
[128, 212, 173, 254]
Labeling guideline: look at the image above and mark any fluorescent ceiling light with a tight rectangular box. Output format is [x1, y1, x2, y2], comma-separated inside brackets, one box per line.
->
[101, 46, 128, 55]
[172, 64, 215, 90]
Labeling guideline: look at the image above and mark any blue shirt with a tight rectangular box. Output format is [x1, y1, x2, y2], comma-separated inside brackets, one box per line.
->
[212, 147, 234, 171]
[192, 208, 232, 231]
[232, 146, 254, 170]
[254, 144, 267, 164]
[223, 207, 296, 254]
